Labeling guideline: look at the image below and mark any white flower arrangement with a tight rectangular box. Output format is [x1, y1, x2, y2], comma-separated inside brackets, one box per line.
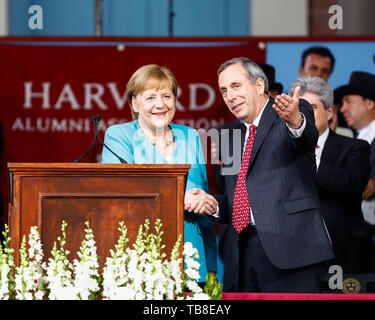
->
[72, 222, 101, 300]
[0, 225, 15, 300]
[182, 242, 210, 300]
[45, 220, 74, 300]
[14, 226, 45, 300]
[0, 218, 222, 300]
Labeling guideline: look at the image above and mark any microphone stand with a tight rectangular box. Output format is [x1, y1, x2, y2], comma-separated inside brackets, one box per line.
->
[73, 116, 99, 163]
[73, 115, 127, 163]
[96, 131, 127, 163]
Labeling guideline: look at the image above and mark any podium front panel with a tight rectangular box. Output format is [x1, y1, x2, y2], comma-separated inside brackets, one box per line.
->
[8, 163, 189, 265]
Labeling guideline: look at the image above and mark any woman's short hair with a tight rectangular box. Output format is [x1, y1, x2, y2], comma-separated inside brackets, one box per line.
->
[126, 64, 179, 119]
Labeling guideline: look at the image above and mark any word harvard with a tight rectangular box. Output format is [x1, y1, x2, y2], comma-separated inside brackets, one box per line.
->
[143, 304, 231, 317]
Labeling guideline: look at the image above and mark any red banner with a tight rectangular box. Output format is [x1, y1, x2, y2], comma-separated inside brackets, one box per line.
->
[0, 37, 265, 223]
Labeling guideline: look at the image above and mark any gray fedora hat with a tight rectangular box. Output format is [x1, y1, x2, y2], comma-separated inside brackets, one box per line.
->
[334, 71, 375, 104]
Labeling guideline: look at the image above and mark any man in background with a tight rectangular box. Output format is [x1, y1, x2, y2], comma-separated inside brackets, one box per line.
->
[335, 71, 375, 227]
[290, 76, 373, 274]
[299, 46, 352, 137]
[299, 46, 335, 81]
[259, 63, 284, 98]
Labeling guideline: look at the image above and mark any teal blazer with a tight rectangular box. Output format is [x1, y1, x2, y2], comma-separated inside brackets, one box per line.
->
[102, 120, 217, 281]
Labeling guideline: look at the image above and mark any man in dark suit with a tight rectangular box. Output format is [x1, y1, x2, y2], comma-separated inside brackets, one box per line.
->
[335, 71, 375, 263]
[196, 57, 334, 293]
[210, 118, 242, 291]
[290, 76, 373, 274]
[211, 64, 285, 290]
[335, 72, 375, 224]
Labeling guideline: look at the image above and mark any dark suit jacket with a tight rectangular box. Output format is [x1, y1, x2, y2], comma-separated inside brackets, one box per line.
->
[317, 130, 373, 273]
[370, 139, 375, 179]
[213, 97, 334, 290]
[212, 118, 242, 291]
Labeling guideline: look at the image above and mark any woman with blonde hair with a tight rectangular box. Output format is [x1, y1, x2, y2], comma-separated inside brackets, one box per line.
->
[102, 64, 217, 283]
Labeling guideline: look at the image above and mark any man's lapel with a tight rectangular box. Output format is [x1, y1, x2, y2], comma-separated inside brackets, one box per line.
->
[239, 121, 247, 157]
[248, 99, 278, 171]
[318, 130, 341, 173]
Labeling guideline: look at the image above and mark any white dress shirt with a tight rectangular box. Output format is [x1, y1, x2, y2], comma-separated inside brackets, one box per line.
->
[357, 120, 375, 145]
[315, 127, 329, 170]
[357, 120, 375, 225]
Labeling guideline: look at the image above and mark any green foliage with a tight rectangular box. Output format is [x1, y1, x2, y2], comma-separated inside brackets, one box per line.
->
[110, 221, 129, 259]
[204, 272, 222, 300]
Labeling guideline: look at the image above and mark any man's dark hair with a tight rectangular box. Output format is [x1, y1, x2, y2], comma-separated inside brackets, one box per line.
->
[300, 46, 336, 74]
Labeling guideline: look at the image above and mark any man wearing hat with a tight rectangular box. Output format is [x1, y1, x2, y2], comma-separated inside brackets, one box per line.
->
[335, 71, 375, 226]
[259, 64, 284, 98]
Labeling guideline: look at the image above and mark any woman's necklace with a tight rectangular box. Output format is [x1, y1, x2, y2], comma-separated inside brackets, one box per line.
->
[139, 124, 174, 148]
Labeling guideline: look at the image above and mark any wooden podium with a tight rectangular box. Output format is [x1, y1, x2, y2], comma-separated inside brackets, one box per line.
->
[8, 163, 190, 265]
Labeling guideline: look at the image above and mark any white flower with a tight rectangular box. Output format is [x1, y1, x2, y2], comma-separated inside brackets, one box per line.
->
[190, 292, 210, 300]
[0, 264, 11, 300]
[183, 242, 195, 257]
[71, 224, 100, 300]
[185, 268, 200, 281]
[102, 220, 186, 300]
[24, 292, 33, 300]
[185, 257, 201, 271]
[4, 219, 219, 300]
[45, 221, 74, 300]
[34, 290, 45, 300]
[53, 286, 77, 300]
[14, 227, 45, 300]
[186, 279, 201, 292]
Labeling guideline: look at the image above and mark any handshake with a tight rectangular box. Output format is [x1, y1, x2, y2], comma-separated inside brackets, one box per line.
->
[184, 188, 218, 215]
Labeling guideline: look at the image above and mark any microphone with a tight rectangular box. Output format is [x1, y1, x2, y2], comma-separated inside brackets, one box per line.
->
[73, 115, 100, 163]
[95, 115, 127, 163]
[73, 115, 127, 163]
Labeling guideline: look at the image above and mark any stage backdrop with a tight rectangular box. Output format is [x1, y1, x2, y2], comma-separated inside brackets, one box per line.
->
[0, 37, 266, 224]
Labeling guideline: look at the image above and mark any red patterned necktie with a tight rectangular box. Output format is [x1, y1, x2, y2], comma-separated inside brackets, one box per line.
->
[232, 124, 257, 233]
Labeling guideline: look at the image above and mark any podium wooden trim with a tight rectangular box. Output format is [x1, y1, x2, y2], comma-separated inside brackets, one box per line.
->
[8, 163, 190, 266]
